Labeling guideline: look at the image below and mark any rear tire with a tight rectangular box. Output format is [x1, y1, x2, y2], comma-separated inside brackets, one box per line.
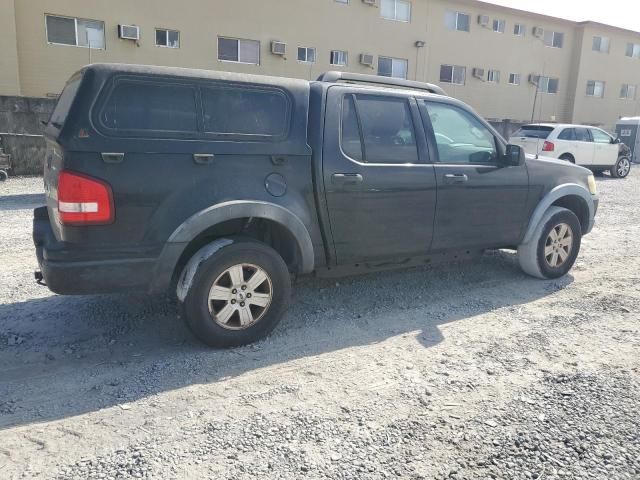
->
[181, 239, 291, 348]
[610, 156, 631, 179]
[0, 170, 7, 181]
[559, 154, 575, 164]
[518, 207, 582, 279]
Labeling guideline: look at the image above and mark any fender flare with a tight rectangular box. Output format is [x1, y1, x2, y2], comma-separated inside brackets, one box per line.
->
[521, 184, 596, 245]
[151, 201, 315, 294]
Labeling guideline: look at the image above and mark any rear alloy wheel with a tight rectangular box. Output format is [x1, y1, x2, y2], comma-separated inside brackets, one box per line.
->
[182, 239, 291, 348]
[518, 206, 582, 279]
[610, 156, 631, 179]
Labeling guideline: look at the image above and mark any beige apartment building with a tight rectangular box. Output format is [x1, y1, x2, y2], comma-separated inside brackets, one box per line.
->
[2, 0, 640, 131]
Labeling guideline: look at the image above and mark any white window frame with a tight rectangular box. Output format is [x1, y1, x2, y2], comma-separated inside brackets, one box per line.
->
[45, 14, 105, 50]
[330, 50, 348, 66]
[380, 0, 411, 23]
[620, 84, 636, 100]
[334, 0, 349, 3]
[378, 56, 408, 79]
[297, 46, 316, 63]
[487, 70, 500, 83]
[537, 76, 559, 94]
[155, 28, 180, 48]
[586, 80, 605, 98]
[625, 43, 640, 58]
[440, 64, 466, 85]
[492, 19, 505, 33]
[592, 36, 609, 53]
[543, 30, 564, 48]
[217, 37, 260, 65]
[514, 24, 525, 36]
[508, 73, 521, 85]
[445, 11, 470, 32]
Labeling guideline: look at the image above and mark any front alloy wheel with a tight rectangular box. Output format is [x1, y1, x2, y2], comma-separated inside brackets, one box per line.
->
[543, 223, 573, 268]
[611, 157, 631, 179]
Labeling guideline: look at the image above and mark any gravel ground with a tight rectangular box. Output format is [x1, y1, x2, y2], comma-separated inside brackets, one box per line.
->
[0, 172, 639, 479]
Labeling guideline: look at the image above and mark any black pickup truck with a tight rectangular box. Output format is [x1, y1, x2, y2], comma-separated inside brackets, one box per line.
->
[34, 64, 599, 347]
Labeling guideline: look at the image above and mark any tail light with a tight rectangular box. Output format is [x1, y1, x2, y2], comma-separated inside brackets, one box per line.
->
[57, 170, 114, 225]
[542, 141, 555, 152]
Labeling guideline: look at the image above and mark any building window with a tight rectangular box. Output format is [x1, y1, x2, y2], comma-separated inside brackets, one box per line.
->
[330, 50, 348, 66]
[543, 30, 564, 48]
[218, 37, 260, 64]
[445, 11, 470, 32]
[380, 0, 411, 22]
[625, 43, 640, 58]
[586, 80, 605, 98]
[514, 24, 525, 36]
[378, 56, 408, 79]
[535, 76, 559, 94]
[492, 19, 506, 33]
[440, 65, 466, 85]
[508, 73, 521, 85]
[620, 84, 637, 100]
[335, 0, 349, 3]
[155, 28, 180, 48]
[487, 70, 500, 83]
[45, 14, 105, 49]
[592, 36, 609, 53]
[297, 47, 316, 63]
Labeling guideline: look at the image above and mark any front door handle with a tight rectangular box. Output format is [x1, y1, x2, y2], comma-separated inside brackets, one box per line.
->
[332, 173, 363, 186]
[443, 173, 468, 184]
[193, 153, 215, 165]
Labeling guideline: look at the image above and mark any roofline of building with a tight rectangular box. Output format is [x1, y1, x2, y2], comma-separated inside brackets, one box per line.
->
[454, 0, 640, 36]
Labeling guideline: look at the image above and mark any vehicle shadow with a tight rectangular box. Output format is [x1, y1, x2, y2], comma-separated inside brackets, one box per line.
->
[0, 193, 46, 211]
[0, 251, 572, 430]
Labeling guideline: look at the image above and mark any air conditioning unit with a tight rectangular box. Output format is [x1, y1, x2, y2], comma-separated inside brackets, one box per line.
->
[118, 24, 140, 41]
[528, 74, 540, 85]
[472, 68, 485, 79]
[532, 26, 544, 38]
[271, 41, 287, 56]
[362, 0, 377, 5]
[360, 53, 375, 67]
[477, 15, 490, 27]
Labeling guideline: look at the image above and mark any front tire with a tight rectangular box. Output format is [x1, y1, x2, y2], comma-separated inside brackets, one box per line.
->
[610, 156, 631, 179]
[0, 170, 7, 182]
[182, 239, 291, 348]
[518, 207, 582, 279]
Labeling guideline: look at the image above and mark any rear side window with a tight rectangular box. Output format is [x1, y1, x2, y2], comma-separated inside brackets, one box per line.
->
[513, 125, 554, 139]
[100, 80, 198, 133]
[201, 85, 289, 137]
[341, 96, 363, 161]
[558, 128, 576, 140]
[49, 75, 82, 129]
[343, 95, 418, 164]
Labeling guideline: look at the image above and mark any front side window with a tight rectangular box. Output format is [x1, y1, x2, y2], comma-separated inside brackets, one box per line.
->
[424, 102, 497, 165]
[342, 95, 418, 164]
[218, 37, 260, 64]
[378, 56, 408, 79]
[155, 28, 180, 48]
[590, 128, 612, 144]
[543, 30, 564, 48]
[330, 50, 348, 66]
[574, 128, 592, 142]
[492, 19, 506, 33]
[100, 81, 198, 133]
[586, 80, 605, 98]
[620, 84, 637, 100]
[487, 70, 500, 83]
[440, 65, 466, 85]
[508, 73, 521, 85]
[445, 11, 470, 32]
[592, 36, 609, 53]
[625, 43, 640, 58]
[341, 96, 363, 161]
[46, 15, 105, 49]
[201, 86, 289, 137]
[297, 47, 316, 63]
[380, 0, 411, 22]
[514, 24, 525, 36]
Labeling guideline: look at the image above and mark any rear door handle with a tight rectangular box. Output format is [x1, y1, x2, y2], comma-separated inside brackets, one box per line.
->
[443, 173, 468, 184]
[332, 173, 363, 185]
[193, 153, 215, 165]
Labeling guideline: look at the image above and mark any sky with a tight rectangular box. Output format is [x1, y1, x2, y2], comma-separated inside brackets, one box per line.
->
[484, 0, 640, 32]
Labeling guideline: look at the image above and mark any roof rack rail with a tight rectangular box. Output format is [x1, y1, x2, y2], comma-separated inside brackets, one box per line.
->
[316, 71, 446, 96]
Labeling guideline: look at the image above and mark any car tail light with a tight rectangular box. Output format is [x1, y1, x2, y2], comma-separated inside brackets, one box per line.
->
[57, 170, 114, 225]
[542, 141, 555, 152]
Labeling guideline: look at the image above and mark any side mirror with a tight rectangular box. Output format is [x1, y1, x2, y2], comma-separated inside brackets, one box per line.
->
[613, 137, 621, 144]
[502, 144, 525, 166]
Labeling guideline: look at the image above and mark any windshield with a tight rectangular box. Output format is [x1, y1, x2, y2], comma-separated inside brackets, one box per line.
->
[512, 125, 554, 139]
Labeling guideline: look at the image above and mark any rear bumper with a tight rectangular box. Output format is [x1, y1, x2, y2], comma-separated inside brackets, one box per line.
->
[33, 206, 159, 295]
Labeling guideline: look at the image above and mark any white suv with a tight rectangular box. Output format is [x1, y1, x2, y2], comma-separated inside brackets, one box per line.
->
[509, 123, 631, 178]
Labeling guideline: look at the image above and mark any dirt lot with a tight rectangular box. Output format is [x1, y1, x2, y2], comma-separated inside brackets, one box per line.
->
[0, 172, 639, 480]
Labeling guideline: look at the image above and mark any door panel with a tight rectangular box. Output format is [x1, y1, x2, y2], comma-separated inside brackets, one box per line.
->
[590, 128, 618, 166]
[573, 128, 595, 165]
[322, 88, 437, 264]
[420, 100, 529, 251]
